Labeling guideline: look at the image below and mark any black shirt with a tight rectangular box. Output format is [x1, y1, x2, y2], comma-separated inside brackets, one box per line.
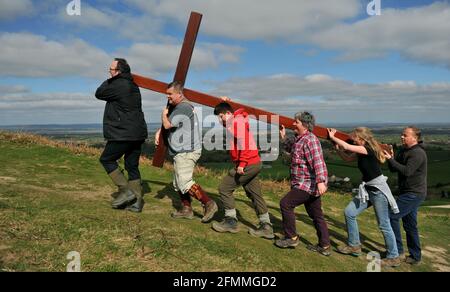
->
[358, 147, 382, 183]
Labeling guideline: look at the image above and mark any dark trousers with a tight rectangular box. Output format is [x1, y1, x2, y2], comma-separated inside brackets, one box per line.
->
[389, 193, 424, 261]
[100, 140, 144, 181]
[280, 188, 330, 247]
[218, 162, 268, 215]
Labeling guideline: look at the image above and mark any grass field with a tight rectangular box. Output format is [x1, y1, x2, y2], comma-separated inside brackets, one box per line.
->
[0, 131, 449, 272]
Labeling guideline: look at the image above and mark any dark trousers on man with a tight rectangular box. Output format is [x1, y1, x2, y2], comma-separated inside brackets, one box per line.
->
[100, 141, 144, 180]
[390, 193, 424, 261]
[280, 188, 330, 247]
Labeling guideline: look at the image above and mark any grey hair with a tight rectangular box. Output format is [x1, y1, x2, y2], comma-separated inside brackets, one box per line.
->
[294, 111, 315, 132]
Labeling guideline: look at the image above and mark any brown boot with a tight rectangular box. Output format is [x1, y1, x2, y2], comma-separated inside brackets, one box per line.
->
[381, 257, 401, 268]
[171, 206, 194, 219]
[187, 183, 207, 201]
[336, 245, 362, 257]
[201, 200, 218, 223]
[187, 184, 218, 222]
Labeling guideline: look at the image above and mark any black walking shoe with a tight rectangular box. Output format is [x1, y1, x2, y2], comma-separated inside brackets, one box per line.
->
[274, 236, 300, 249]
[307, 244, 331, 256]
[405, 256, 421, 265]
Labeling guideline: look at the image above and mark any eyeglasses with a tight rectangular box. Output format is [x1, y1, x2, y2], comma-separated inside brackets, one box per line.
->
[108, 68, 119, 72]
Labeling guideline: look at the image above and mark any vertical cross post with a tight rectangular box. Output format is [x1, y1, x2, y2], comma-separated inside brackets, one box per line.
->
[152, 12, 203, 167]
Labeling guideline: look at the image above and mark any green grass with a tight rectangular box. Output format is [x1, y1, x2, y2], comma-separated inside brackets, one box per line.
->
[0, 137, 449, 272]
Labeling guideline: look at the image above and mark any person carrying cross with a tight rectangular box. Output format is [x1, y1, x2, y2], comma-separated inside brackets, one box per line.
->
[275, 112, 331, 256]
[95, 58, 148, 212]
[156, 81, 218, 222]
[210, 99, 274, 239]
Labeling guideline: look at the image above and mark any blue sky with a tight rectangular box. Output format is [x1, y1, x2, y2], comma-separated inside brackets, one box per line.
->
[1, 0, 450, 125]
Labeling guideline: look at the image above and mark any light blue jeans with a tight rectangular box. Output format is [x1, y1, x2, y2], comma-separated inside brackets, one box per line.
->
[344, 188, 399, 259]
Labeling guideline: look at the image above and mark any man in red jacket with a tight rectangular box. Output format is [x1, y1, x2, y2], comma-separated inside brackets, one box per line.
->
[211, 101, 274, 239]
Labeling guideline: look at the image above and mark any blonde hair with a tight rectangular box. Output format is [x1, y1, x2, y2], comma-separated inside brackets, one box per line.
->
[351, 127, 386, 164]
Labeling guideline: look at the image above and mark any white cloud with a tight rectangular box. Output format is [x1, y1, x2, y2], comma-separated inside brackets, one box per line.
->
[0, 84, 170, 125]
[0, 32, 244, 79]
[206, 74, 450, 123]
[308, 2, 450, 68]
[132, 0, 360, 41]
[0, 85, 29, 94]
[57, 3, 165, 42]
[0, 0, 33, 21]
[0, 32, 111, 78]
[122, 42, 244, 77]
[134, 0, 450, 68]
[50, 1, 450, 69]
[3, 73, 449, 125]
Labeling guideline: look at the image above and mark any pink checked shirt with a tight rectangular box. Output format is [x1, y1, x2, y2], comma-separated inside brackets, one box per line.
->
[283, 131, 328, 195]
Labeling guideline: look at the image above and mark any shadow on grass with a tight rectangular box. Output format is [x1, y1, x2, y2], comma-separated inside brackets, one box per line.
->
[144, 178, 384, 254]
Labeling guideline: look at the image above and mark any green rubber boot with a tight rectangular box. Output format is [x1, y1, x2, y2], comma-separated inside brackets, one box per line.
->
[109, 169, 136, 209]
[125, 179, 145, 213]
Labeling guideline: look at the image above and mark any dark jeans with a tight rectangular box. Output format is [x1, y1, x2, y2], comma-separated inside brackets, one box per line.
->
[280, 188, 330, 247]
[100, 140, 144, 181]
[389, 193, 424, 261]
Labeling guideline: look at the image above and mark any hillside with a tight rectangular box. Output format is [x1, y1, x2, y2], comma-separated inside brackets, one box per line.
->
[0, 131, 449, 272]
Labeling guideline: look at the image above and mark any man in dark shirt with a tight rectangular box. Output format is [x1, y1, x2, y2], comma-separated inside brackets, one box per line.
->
[95, 58, 148, 212]
[384, 126, 428, 265]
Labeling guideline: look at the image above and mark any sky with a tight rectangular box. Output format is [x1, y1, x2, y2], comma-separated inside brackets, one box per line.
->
[1, 0, 450, 126]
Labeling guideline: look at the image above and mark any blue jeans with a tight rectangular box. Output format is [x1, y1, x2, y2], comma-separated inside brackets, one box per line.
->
[344, 189, 399, 258]
[389, 193, 424, 261]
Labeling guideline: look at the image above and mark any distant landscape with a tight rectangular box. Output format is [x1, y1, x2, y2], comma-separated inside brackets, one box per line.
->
[1, 123, 449, 198]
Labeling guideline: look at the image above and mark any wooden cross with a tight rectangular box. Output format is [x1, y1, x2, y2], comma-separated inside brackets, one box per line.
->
[132, 12, 356, 168]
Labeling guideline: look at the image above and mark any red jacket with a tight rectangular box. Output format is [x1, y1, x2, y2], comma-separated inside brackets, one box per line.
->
[226, 108, 260, 168]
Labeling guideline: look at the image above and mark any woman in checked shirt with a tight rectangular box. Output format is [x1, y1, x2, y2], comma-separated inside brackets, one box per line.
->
[274, 112, 331, 256]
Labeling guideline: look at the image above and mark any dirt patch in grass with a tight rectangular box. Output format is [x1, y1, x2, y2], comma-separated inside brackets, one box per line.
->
[0, 177, 17, 183]
[423, 246, 450, 272]
[428, 205, 450, 209]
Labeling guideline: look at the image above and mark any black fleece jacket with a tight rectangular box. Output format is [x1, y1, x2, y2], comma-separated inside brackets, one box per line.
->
[388, 143, 427, 198]
[95, 73, 148, 141]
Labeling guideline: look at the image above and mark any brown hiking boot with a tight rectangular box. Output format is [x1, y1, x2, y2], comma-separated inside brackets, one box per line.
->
[381, 257, 401, 268]
[336, 245, 362, 257]
[201, 200, 218, 223]
[171, 206, 194, 219]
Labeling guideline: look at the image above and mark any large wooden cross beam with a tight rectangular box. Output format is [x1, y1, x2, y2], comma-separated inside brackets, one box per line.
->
[132, 12, 355, 168]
